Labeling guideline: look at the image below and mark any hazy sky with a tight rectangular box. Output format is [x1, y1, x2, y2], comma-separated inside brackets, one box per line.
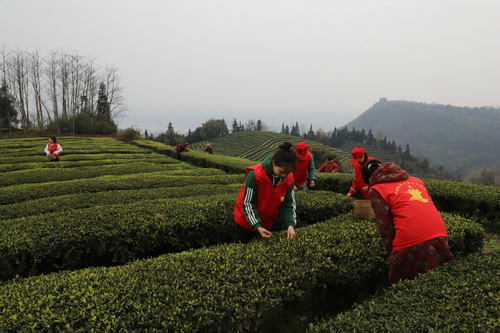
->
[1, 0, 499, 134]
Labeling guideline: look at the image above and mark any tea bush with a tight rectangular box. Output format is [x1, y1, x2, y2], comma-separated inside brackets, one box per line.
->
[0, 213, 483, 332]
[0, 169, 232, 205]
[0, 191, 353, 280]
[308, 252, 500, 333]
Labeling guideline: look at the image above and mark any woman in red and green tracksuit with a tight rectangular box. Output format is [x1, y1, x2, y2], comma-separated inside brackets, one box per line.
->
[235, 141, 297, 243]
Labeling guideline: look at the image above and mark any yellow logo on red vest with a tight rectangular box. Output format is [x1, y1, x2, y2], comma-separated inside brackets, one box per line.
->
[281, 195, 285, 202]
[406, 187, 428, 203]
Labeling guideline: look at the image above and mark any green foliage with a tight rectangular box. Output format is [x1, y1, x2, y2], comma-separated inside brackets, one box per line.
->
[0, 169, 229, 205]
[0, 191, 352, 280]
[187, 131, 342, 164]
[0, 155, 177, 173]
[424, 178, 500, 224]
[133, 139, 259, 174]
[0, 162, 188, 187]
[119, 126, 141, 143]
[0, 153, 159, 165]
[0, 213, 483, 332]
[0, 180, 243, 220]
[308, 252, 500, 333]
[0, 81, 18, 131]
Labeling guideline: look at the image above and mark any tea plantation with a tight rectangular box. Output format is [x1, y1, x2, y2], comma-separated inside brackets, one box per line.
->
[0, 136, 498, 332]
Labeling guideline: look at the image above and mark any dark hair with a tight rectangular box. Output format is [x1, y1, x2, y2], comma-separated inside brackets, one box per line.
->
[326, 156, 332, 161]
[273, 141, 297, 168]
[49, 136, 57, 144]
[361, 158, 382, 185]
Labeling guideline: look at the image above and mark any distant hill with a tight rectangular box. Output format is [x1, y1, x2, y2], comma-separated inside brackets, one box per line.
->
[345, 99, 500, 174]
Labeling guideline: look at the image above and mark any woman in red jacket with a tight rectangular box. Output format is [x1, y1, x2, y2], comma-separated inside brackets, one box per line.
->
[44, 136, 63, 161]
[346, 147, 372, 199]
[234, 142, 297, 244]
[362, 160, 454, 284]
[317, 156, 340, 173]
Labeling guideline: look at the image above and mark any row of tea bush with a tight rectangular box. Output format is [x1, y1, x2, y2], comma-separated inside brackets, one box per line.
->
[0, 212, 484, 332]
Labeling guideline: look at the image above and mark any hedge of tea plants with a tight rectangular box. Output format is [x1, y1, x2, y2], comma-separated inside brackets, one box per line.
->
[133, 140, 258, 174]
[0, 162, 191, 187]
[0, 178, 244, 219]
[0, 155, 177, 173]
[0, 213, 484, 332]
[0, 190, 354, 280]
[0, 169, 231, 205]
[308, 252, 500, 333]
[0, 153, 163, 165]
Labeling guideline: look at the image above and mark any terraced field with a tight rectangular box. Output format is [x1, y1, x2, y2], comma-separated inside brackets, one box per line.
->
[190, 131, 345, 162]
[0, 136, 496, 332]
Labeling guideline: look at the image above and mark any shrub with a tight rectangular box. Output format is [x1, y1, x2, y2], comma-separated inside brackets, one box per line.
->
[0, 169, 232, 205]
[0, 213, 484, 332]
[0, 191, 353, 280]
[0, 162, 191, 187]
[119, 126, 141, 143]
[308, 252, 500, 333]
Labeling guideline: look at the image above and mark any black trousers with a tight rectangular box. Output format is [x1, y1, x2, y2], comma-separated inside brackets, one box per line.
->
[237, 224, 258, 244]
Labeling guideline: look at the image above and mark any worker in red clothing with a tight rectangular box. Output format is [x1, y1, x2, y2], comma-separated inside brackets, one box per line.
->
[203, 143, 213, 154]
[234, 142, 297, 244]
[362, 160, 454, 284]
[292, 142, 316, 191]
[44, 136, 63, 162]
[317, 156, 340, 173]
[346, 147, 373, 199]
[176, 142, 190, 160]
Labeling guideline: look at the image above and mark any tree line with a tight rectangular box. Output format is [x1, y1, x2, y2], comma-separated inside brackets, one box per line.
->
[0, 46, 126, 135]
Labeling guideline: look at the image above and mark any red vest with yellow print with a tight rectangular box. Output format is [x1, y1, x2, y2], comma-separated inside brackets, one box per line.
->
[293, 151, 311, 186]
[235, 164, 294, 232]
[48, 143, 61, 158]
[371, 176, 447, 251]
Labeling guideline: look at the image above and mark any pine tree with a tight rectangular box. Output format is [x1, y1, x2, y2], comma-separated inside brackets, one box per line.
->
[285, 125, 289, 134]
[96, 82, 109, 119]
[232, 119, 238, 133]
[256, 119, 262, 131]
[0, 81, 18, 133]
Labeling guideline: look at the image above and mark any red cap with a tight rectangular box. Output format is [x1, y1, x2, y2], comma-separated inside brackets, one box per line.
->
[295, 142, 309, 160]
[350, 147, 365, 165]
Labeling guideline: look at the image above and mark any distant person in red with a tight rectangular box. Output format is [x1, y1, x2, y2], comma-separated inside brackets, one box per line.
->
[362, 160, 454, 284]
[176, 142, 190, 160]
[44, 136, 63, 162]
[292, 142, 316, 191]
[204, 143, 213, 154]
[346, 147, 372, 199]
[317, 156, 339, 173]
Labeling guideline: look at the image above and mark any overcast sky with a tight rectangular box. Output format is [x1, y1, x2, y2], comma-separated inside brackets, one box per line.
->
[1, 0, 499, 135]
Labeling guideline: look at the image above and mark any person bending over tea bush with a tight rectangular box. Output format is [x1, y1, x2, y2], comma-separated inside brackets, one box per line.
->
[234, 141, 297, 243]
[362, 160, 454, 284]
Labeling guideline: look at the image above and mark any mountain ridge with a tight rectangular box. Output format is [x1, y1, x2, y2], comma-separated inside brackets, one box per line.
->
[344, 99, 500, 174]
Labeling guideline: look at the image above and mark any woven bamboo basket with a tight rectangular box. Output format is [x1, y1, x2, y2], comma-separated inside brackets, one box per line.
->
[353, 200, 376, 220]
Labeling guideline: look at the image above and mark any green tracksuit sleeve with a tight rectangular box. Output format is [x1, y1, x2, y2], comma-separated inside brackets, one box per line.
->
[307, 158, 316, 182]
[242, 170, 262, 230]
[280, 181, 297, 228]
